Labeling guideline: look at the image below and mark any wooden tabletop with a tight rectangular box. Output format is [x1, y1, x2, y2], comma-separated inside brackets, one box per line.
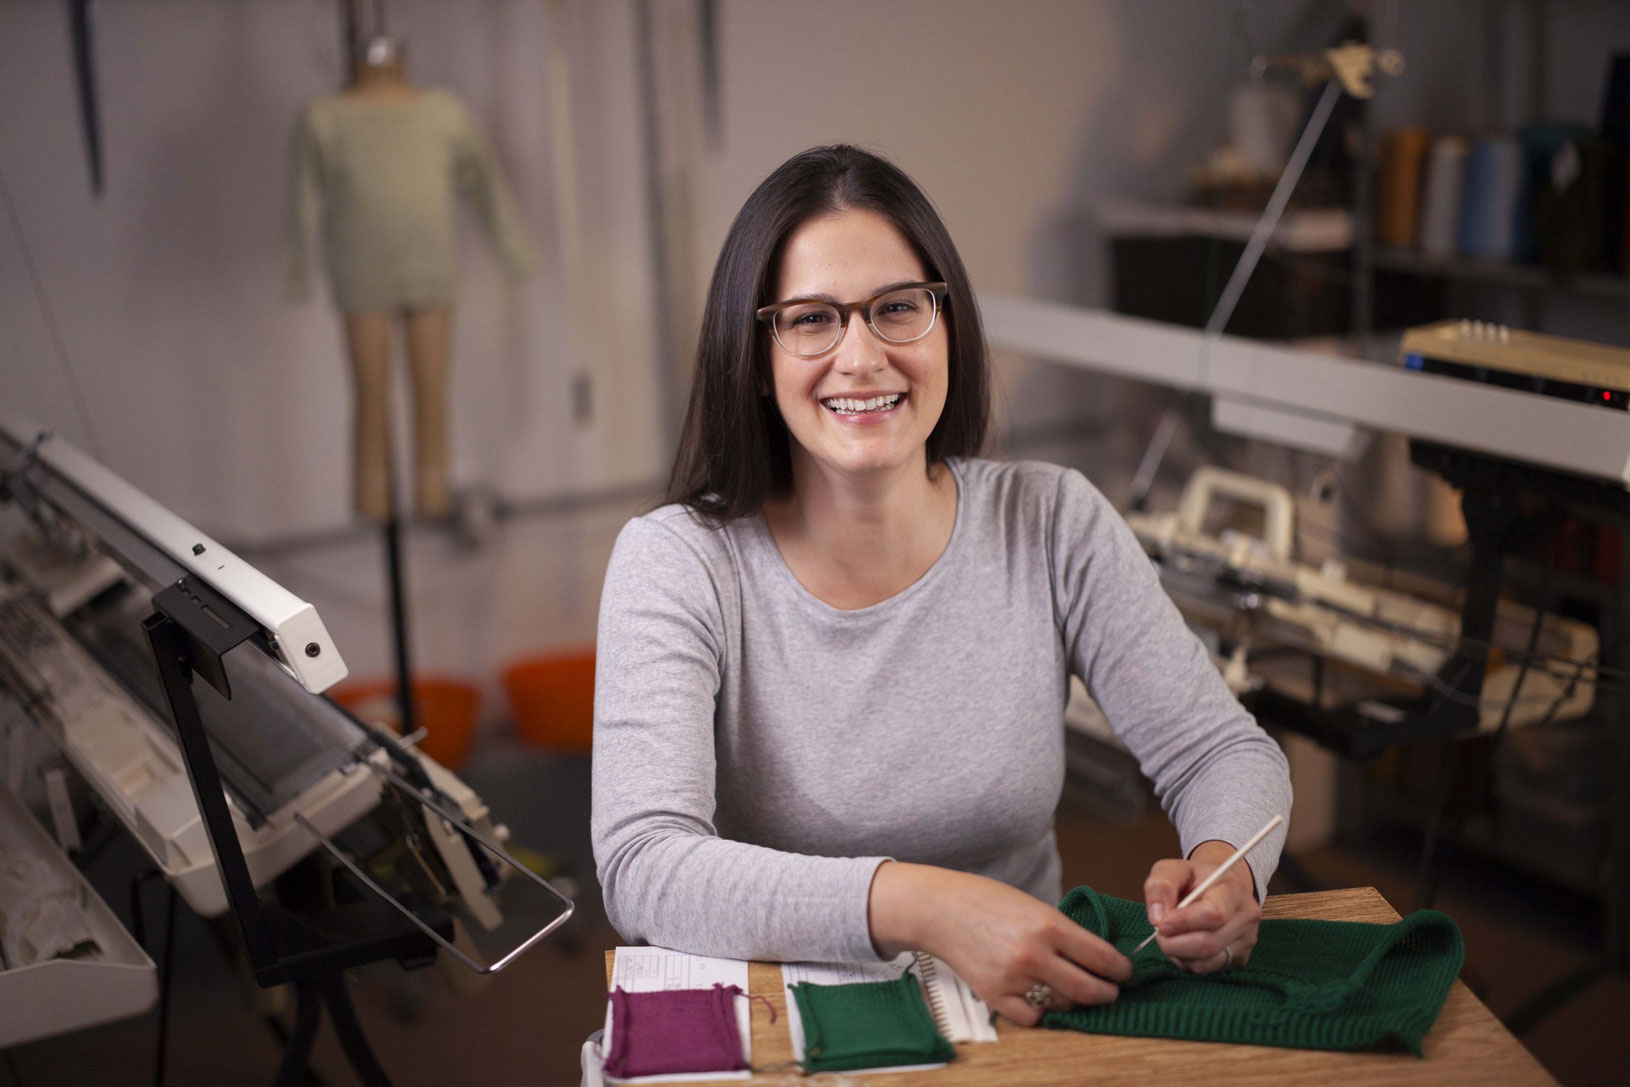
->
[602, 887, 1557, 1085]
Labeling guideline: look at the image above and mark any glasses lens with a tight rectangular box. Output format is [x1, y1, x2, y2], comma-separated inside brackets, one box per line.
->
[774, 302, 843, 356]
[869, 288, 937, 343]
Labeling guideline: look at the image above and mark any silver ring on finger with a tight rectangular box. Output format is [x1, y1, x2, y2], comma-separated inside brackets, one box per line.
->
[1221, 945, 1235, 971]
[1024, 982, 1055, 1009]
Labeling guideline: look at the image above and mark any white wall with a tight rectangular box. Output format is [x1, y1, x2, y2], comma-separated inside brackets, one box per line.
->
[1, 0, 665, 543]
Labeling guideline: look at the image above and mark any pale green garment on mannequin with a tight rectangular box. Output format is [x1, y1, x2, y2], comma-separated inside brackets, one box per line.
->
[286, 89, 533, 311]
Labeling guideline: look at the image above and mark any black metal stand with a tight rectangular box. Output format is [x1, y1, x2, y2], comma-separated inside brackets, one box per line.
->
[1410, 442, 1553, 735]
[130, 869, 177, 1087]
[276, 976, 391, 1087]
[142, 576, 450, 1086]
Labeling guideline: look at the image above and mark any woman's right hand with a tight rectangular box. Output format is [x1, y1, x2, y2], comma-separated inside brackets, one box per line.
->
[868, 861, 1131, 1026]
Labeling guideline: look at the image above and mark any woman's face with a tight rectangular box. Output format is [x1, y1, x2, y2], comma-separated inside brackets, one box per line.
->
[767, 208, 949, 488]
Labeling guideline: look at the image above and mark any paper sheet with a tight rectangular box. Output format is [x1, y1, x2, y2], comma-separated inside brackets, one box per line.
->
[600, 947, 752, 1084]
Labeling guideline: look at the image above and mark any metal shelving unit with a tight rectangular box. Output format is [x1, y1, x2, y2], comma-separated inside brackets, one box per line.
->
[1371, 247, 1630, 302]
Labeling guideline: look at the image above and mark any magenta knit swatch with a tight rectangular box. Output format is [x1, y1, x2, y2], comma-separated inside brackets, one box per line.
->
[602, 984, 746, 1078]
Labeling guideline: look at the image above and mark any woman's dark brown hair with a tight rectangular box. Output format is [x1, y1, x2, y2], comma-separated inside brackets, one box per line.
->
[666, 144, 989, 520]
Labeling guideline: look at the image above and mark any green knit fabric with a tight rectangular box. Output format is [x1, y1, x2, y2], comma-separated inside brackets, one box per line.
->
[790, 973, 956, 1072]
[1043, 887, 1464, 1055]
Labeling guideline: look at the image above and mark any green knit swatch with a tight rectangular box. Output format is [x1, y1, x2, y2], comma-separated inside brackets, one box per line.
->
[1043, 887, 1464, 1055]
[790, 972, 956, 1072]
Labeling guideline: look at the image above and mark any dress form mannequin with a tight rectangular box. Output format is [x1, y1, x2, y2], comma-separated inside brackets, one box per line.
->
[287, 36, 533, 520]
[345, 40, 446, 519]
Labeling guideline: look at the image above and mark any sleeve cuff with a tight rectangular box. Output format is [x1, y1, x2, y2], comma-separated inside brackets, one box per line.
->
[1184, 825, 1285, 905]
[847, 856, 896, 963]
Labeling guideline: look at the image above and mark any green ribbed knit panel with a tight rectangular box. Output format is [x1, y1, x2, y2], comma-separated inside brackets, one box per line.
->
[791, 973, 956, 1072]
[1044, 887, 1464, 1055]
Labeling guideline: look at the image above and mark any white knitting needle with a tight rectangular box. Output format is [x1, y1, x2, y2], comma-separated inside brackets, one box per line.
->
[1133, 814, 1285, 954]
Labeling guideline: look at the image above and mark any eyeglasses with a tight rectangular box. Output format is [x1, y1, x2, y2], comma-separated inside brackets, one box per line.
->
[755, 282, 948, 358]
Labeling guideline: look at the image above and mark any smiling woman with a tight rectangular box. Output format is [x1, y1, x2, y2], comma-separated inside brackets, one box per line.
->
[591, 145, 1292, 1027]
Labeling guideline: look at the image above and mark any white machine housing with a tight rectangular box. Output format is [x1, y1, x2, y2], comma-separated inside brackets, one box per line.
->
[1, 415, 348, 693]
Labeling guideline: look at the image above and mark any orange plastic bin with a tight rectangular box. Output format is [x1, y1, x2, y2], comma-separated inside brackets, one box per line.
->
[503, 650, 596, 753]
[331, 678, 481, 771]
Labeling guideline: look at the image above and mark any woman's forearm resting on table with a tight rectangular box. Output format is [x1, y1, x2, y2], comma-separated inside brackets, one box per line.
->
[868, 860, 1133, 1026]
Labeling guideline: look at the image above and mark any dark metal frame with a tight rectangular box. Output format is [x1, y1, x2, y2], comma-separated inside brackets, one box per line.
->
[143, 575, 447, 1086]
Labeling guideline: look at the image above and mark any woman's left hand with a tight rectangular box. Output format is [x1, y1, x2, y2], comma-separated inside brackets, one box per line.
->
[1141, 840, 1262, 974]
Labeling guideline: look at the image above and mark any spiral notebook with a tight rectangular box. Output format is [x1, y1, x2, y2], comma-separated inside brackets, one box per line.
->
[912, 951, 999, 1043]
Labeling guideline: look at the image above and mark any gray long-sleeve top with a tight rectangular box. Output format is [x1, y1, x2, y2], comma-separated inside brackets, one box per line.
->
[592, 458, 1292, 964]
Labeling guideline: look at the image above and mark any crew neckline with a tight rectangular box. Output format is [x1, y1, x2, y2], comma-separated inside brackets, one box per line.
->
[750, 458, 967, 619]
[332, 88, 432, 107]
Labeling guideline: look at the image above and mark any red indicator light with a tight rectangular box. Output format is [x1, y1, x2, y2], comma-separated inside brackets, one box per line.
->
[1605, 391, 1613, 401]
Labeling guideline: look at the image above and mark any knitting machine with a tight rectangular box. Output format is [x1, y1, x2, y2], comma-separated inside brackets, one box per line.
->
[0, 416, 571, 1060]
[1116, 466, 1598, 756]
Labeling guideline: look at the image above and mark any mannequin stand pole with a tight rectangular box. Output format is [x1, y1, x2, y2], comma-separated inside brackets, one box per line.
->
[383, 506, 416, 739]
